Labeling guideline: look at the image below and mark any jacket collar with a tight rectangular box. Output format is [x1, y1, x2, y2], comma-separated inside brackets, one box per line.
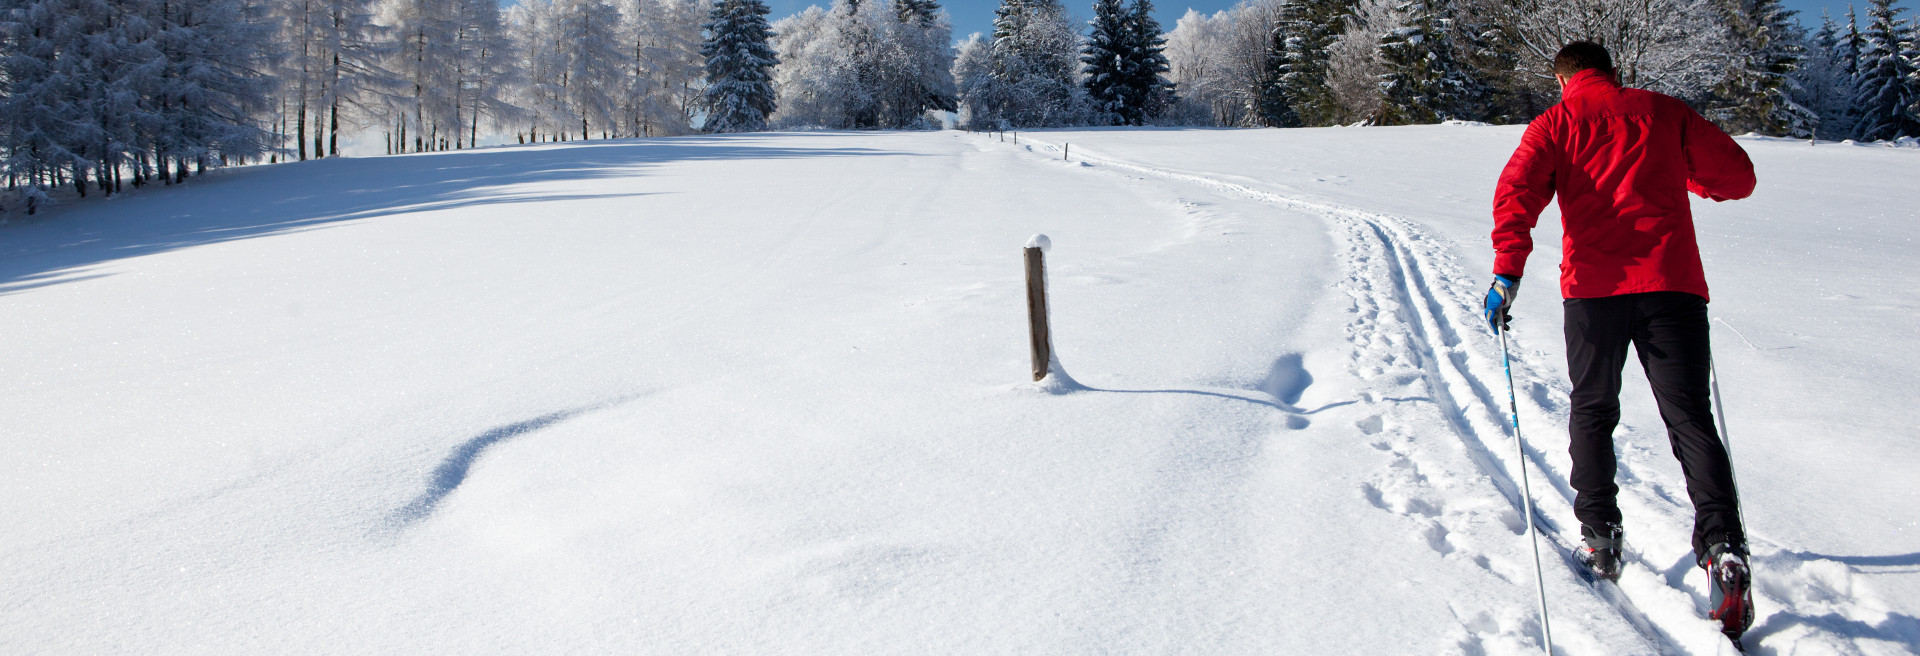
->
[1561, 68, 1618, 99]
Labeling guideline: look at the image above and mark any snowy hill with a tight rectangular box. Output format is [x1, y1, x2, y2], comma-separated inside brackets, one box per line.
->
[3, 127, 1916, 655]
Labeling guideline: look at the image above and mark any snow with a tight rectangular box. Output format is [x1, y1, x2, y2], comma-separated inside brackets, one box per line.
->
[1027, 233, 1052, 252]
[3, 127, 1917, 655]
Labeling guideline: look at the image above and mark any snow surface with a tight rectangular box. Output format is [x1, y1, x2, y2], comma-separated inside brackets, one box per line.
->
[3, 128, 1916, 655]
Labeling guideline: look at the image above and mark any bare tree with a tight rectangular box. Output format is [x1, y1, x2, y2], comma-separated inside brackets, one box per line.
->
[1461, 0, 1727, 104]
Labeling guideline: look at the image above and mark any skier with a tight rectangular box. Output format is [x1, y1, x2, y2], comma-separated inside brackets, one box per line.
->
[1481, 41, 1757, 640]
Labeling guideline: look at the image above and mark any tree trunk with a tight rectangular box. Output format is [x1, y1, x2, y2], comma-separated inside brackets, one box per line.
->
[298, 100, 309, 160]
[329, 95, 340, 157]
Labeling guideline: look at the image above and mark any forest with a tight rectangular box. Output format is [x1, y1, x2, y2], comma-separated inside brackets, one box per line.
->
[3, 0, 1917, 213]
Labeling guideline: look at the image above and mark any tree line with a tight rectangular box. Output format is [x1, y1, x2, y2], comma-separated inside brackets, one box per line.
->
[6, 0, 1918, 214]
[1161, 0, 1919, 139]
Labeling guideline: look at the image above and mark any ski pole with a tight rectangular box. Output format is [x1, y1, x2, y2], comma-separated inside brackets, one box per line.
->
[1500, 326, 1554, 654]
[1708, 356, 1749, 541]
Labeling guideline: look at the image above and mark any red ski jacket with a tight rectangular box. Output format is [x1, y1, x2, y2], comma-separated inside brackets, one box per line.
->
[1491, 69, 1755, 301]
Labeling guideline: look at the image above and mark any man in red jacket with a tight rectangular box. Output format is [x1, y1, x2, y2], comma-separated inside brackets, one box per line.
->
[1483, 41, 1757, 639]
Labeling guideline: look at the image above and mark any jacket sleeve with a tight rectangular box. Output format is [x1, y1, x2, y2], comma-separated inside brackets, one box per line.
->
[1682, 107, 1756, 202]
[1491, 118, 1557, 278]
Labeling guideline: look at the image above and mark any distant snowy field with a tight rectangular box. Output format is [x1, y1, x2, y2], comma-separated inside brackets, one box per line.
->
[3, 127, 1916, 655]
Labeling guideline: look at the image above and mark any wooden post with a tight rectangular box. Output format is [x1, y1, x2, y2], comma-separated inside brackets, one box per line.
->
[1025, 236, 1052, 382]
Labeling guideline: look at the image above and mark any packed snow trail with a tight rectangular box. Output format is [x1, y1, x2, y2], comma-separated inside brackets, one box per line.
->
[1003, 129, 1920, 655]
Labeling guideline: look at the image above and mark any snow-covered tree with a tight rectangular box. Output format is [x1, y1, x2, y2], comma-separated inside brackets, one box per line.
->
[1852, 0, 1920, 140]
[886, 0, 956, 124]
[1272, 0, 1346, 126]
[1083, 0, 1173, 125]
[770, 0, 953, 129]
[701, 0, 777, 132]
[384, 0, 456, 151]
[621, 0, 704, 137]
[509, 0, 568, 142]
[279, 0, 328, 159]
[952, 31, 995, 126]
[1708, 0, 1810, 136]
[1212, 0, 1285, 126]
[1374, 0, 1482, 125]
[1328, 0, 1393, 123]
[968, 0, 1084, 127]
[769, 6, 848, 126]
[1, 0, 113, 198]
[449, 0, 516, 147]
[554, 0, 625, 139]
[1082, 0, 1131, 122]
[1162, 8, 1235, 124]
[1456, 0, 1728, 106]
[0, 0, 277, 205]
[1791, 10, 1854, 139]
[1452, 0, 1545, 123]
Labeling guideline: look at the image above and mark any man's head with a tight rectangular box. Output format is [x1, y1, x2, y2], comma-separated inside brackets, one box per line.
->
[1553, 41, 1614, 88]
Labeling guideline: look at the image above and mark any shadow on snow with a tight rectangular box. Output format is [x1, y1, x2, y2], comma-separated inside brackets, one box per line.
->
[0, 133, 910, 296]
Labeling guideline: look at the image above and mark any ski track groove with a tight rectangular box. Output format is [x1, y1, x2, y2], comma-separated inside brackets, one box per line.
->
[1001, 134, 1812, 654]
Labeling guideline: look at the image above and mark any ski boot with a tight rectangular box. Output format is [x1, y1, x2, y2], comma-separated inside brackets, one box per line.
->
[1578, 523, 1623, 581]
[1703, 542, 1755, 641]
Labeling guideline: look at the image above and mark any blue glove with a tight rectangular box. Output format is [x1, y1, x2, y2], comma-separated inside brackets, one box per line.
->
[1484, 275, 1519, 332]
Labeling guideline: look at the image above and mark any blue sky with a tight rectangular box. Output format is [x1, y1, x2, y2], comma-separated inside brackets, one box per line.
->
[760, 0, 1876, 40]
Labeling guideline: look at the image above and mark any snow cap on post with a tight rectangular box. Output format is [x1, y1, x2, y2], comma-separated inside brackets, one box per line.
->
[1026, 234, 1052, 253]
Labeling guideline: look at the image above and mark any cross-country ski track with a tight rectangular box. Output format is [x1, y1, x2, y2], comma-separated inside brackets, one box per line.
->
[1004, 130, 1914, 655]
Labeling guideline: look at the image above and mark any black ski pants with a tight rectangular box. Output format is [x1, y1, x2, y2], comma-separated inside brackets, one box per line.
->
[1563, 291, 1743, 561]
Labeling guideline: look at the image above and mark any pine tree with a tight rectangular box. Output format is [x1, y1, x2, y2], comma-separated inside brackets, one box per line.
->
[701, 0, 777, 132]
[1125, 0, 1174, 123]
[1374, 0, 1479, 126]
[1793, 10, 1856, 139]
[1083, 0, 1173, 126]
[1843, 4, 1865, 81]
[1852, 0, 1920, 140]
[1275, 0, 1345, 127]
[894, 0, 936, 26]
[1710, 0, 1810, 137]
[1082, 0, 1132, 124]
[1257, 19, 1299, 127]
[1452, 1, 1541, 123]
[1906, 16, 1920, 132]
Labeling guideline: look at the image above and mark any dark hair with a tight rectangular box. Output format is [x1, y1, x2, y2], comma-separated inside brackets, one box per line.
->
[1554, 41, 1614, 77]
